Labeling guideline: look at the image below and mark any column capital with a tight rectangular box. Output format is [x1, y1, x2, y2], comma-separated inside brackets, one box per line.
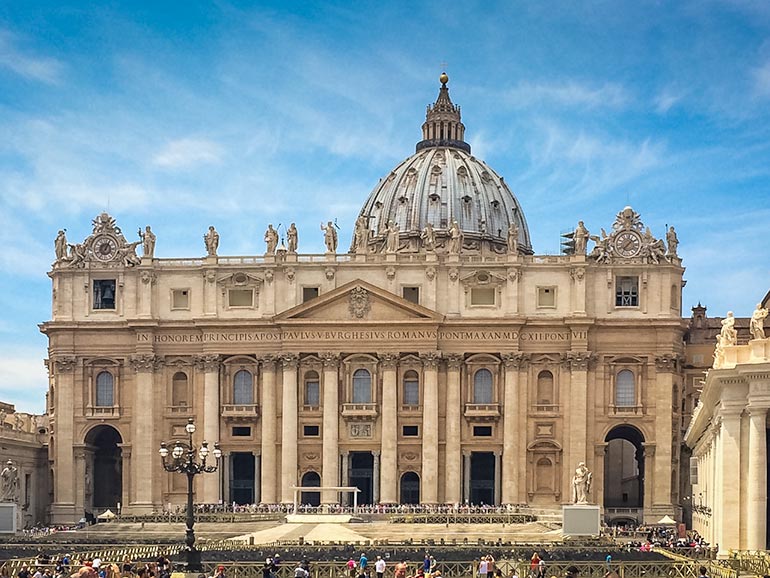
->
[320, 352, 340, 368]
[372, 450, 381, 458]
[280, 353, 299, 369]
[445, 354, 463, 370]
[53, 355, 78, 373]
[257, 354, 275, 366]
[502, 352, 530, 369]
[563, 350, 595, 370]
[642, 442, 656, 458]
[420, 351, 441, 368]
[194, 354, 221, 372]
[747, 402, 770, 416]
[655, 353, 680, 372]
[378, 353, 399, 369]
[130, 354, 162, 373]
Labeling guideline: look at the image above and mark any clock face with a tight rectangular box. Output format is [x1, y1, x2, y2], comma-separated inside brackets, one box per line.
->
[92, 234, 119, 261]
[614, 231, 642, 257]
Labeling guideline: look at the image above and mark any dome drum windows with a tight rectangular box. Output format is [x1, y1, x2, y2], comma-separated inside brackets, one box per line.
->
[463, 357, 501, 422]
[222, 359, 260, 420]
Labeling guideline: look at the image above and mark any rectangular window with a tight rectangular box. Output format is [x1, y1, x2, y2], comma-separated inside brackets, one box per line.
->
[402, 425, 419, 437]
[232, 426, 251, 437]
[228, 289, 253, 307]
[172, 289, 190, 310]
[305, 380, 320, 407]
[93, 280, 116, 310]
[470, 287, 495, 306]
[615, 276, 639, 307]
[403, 380, 420, 406]
[537, 286, 556, 308]
[473, 426, 493, 437]
[303, 287, 319, 302]
[303, 425, 320, 437]
[402, 286, 420, 304]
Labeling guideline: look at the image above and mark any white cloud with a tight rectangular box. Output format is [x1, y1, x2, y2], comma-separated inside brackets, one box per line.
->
[153, 138, 224, 168]
[654, 89, 685, 114]
[0, 29, 63, 84]
[752, 59, 770, 97]
[502, 80, 629, 110]
[0, 346, 47, 414]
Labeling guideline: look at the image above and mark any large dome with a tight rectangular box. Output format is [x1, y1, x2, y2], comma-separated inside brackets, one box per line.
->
[352, 74, 532, 255]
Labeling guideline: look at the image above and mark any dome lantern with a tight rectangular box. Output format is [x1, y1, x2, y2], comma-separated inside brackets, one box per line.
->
[416, 73, 470, 154]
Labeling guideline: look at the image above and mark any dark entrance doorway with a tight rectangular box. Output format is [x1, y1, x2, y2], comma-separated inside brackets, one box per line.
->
[470, 452, 495, 505]
[230, 453, 255, 505]
[604, 425, 644, 512]
[349, 452, 374, 504]
[85, 425, 122, 508]
[400, 471, 420, 504]
[301, 471, 321, 506]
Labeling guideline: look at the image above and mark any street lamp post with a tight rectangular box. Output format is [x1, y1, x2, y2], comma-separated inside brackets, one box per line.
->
[159, 417, 222, 572]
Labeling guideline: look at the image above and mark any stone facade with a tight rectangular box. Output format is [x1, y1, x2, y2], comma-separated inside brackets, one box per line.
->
[40, 76, 687, 525]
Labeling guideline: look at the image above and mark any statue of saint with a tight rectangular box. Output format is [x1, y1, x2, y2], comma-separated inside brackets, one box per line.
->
[138, 226, 156, 258]
[204, 226, 219, 257]
[448, 219, 463, 254]
[750, 303, 769, 341]
[264, 224, 279, 254]
[353, 216, 369, 252]
[421, 223, 436, 252]
[54, 230, 69, 262]
[0, 461, 19, 503]
[571, 462, 592, 504]
[719, 311, 738, 347]
[321, 221, 338, 253]
[507, 223, 519, 254]
[286, 223, 298, 254]
[573, 221, 589, 255]
[666, 226, 679, 257]
[385, 221, 399, 253]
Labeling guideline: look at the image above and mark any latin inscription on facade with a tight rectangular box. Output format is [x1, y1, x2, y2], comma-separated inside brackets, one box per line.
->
[140, 329, 589, 344]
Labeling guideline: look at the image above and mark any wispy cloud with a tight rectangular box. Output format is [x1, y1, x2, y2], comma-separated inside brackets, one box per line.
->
[501, 80, 630, 110]
[153, 138, 224, 168]
[752, 59, 770, 97]
[654, 88, 685, 114]
[0, 29, 63, 84]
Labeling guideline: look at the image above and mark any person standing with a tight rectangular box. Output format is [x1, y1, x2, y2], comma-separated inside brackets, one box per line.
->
[375, 556, 386, 578]
[359, 553, 368, 575]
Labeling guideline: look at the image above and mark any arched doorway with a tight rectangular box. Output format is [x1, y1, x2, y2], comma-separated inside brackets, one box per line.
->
[85, 425, 122, 509]
[604, 425, 644, 522]
[400, 472, 420, 504]
[300, 471, 321, 506]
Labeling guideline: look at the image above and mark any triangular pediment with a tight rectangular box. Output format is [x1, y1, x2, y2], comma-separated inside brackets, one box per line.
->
[275, 279, 443, 323]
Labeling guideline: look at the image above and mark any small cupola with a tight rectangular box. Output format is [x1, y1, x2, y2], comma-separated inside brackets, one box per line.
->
[416, 73, 470, 153]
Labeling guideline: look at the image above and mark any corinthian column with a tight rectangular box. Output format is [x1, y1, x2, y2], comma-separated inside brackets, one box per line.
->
[747, 404, 769, 550]
[444, 355, 462, 505]
[321, 353, 340, 504]
[281, 354, 299, 503]
[197, 354, 221, 504]
[421, 352, 440, 504]
[379, 354, 398, 504]
[130, 354, 160, 512]
[51, 356, 77, 523]
[260, 356, 277, 503]
[501, 352, 526, 504]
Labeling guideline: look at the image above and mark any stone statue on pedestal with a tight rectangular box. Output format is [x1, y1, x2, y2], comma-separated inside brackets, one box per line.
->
[750, 304, 768, 340]
[264, 224, 279, 254]
[54, 230, 69, 263]
[507, 223, 519, 254]
[286, 223, 298, 254]
[571, 462, 592, 504]
[448, 219, 463, 254]
[421, 223, 436, 252]
[0, 461, 19, 503]
[204, 226, 219, 257]
[385, 221, 399, 253]
[666, 226, 679, 257]
[573, 221, 589, 255]
[139, 226, 156, 258]
[321, 221, 338, 253]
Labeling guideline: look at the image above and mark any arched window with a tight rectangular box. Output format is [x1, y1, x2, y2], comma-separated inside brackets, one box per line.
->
[171, 372, 188, 406]
[615, 370, 635, 406]
[473, 369, 493, 404]
[304, 371, 320, 407]
[352, 369, 371, 403]
[403, 370, 419, 406]
[537, 371, 554, 405]
[95, 371, 114, 407]
[233, 370, 253, 405]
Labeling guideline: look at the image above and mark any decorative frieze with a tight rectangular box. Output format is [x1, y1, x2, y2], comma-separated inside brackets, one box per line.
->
[348, 287, 371, 319]
[350, 423, 372, 438]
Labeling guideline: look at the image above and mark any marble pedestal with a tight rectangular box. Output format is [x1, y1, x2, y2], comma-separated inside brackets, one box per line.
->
[0, 503, 17, 533]
[562, 504, 600, 537]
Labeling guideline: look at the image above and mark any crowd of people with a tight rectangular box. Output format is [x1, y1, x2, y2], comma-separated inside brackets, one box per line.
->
[157, 503, 537, 516]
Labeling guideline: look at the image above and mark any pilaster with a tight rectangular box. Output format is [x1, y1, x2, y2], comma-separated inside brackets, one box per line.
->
[379, 354, 398, 504]
[321, 352, 340, 504]
[280, 354, 299, 503]
[421, 351, 440, 503]
[130, 353, 162, 512]
[444, 354, 462, 504]
[259, 356, 277, 503]
[196, 354, 221, 504]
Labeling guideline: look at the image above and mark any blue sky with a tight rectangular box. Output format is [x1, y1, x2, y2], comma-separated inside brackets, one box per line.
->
[1, 1, 769, 412]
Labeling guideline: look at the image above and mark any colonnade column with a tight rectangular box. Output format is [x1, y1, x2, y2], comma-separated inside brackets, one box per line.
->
[51, 356, 76, 523]
[198, 354, 221, 504]
[501, 353, 523, 504]
[421, 352, 440, 503]
[566, 352, 591, 489]
[130, 354, 158, 512]
[280, 354, 299, 503]
[653, 356, 675, 511]
[379, 354, 398, 504]
[321, 353, 340, 504]
[444, 355, 462, 505]
[254, 454, 261, 504]
[373, 450, 381, 504]
[462, 452, 471, 504]
[718, 406, 742, 556]
[259, 356, 277, 504]
[747, 404, 769, 550]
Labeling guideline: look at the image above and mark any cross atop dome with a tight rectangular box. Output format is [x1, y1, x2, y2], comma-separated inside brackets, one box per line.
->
[416, 72, 470, 153]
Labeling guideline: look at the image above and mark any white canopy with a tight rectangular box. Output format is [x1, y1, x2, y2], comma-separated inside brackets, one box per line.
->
[97, 509, 116, 520]
[656, 515, 677, 525]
